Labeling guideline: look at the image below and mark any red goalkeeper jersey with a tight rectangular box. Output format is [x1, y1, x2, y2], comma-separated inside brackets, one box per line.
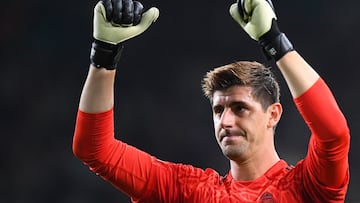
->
[73, 78, 350, 202]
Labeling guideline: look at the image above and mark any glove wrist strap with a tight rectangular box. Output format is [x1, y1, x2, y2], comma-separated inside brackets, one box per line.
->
[90, 39, 124, 70]
[260, 33, 294, 61]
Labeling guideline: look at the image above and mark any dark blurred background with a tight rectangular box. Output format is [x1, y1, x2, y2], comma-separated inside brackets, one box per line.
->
[1, 0, 359, 202]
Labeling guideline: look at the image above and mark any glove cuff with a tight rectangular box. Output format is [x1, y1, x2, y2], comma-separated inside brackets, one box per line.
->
[90, 39, 124, 70]
[259, 19, 294, 61]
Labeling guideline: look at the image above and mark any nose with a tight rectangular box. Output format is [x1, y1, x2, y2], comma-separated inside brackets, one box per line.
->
[220, 108, 236, 129]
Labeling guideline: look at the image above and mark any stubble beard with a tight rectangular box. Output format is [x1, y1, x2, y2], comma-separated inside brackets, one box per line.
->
[221, 142, 248, 161]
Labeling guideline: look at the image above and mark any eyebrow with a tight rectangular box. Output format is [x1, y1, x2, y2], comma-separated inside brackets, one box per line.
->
[212, 101, 249, 110]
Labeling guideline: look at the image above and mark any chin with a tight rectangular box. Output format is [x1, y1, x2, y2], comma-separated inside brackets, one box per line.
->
[222, 147, 246, 161]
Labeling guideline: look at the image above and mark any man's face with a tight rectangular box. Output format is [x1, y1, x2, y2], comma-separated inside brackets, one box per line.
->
[212, 85, 276, 162]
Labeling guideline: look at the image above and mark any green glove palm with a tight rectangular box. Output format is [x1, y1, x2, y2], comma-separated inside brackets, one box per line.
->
[93, 2, 159, 45]
[229, 0, 276, 41]
[229, 0, 293, 61]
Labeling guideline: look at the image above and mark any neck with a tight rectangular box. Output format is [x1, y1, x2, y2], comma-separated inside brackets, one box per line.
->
[229, 149, 280, 181]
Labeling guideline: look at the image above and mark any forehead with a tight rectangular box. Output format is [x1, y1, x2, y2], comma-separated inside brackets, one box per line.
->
[212, 86, 255, 105]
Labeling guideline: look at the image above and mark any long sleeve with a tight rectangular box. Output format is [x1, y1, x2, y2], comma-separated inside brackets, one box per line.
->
[72, 109, 155, 199]
[294, 78, 350, 193]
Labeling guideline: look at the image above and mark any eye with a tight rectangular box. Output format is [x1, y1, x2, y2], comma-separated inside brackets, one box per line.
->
[213, 106, 224, 116]
[232, 104, 246, 115]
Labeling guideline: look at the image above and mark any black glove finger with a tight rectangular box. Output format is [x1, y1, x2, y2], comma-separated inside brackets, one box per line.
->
[265, 0, 275, 12]
[121, 0, 134, 25]
[133, 1, 143, 25]
[237, 0, 246, 21]
[112, 0, 123, 25]
[101, 0, 113, 21]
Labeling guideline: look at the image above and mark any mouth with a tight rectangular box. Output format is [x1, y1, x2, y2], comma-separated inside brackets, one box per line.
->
[219, 129, 245, 142]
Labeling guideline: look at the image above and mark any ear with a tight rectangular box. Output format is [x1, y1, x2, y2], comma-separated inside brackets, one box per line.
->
[267, 103, 282, 128]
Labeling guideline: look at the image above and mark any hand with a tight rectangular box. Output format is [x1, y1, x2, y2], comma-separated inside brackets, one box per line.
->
[230, 0, 275, 41]
[90, 0, 159, 69]
[94, 0, 159, 44]
[229, 0, 293, 61]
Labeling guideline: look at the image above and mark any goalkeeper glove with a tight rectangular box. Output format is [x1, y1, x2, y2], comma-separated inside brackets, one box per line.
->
[90, 0, 159, 69]
[230, 0, 293, 61]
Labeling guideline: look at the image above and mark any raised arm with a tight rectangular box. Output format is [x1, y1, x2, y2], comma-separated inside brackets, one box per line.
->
[229, 0, 349, 196]
[73, 0, 160, 198]
[80, 0, 159, 113]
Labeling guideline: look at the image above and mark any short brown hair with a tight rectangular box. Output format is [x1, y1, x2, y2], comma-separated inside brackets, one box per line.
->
[202, 61, 280, 110]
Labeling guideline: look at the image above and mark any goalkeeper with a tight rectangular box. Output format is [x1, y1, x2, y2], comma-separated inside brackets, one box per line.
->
[73, 0, 350, 202]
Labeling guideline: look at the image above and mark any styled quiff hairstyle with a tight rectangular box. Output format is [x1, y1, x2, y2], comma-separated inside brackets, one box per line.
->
[202, 61, 280, 110]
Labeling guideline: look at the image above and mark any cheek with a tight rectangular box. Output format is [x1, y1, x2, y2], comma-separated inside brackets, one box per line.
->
[213, 116, 221, 127]
[213, 118, 221, 134]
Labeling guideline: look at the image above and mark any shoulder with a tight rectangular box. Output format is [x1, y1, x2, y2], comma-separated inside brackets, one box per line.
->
[151, 160, 222, 182]
[272, 160, 305, 188]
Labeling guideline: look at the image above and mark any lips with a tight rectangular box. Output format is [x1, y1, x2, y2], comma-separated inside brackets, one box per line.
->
[219, 129, 244, 142]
